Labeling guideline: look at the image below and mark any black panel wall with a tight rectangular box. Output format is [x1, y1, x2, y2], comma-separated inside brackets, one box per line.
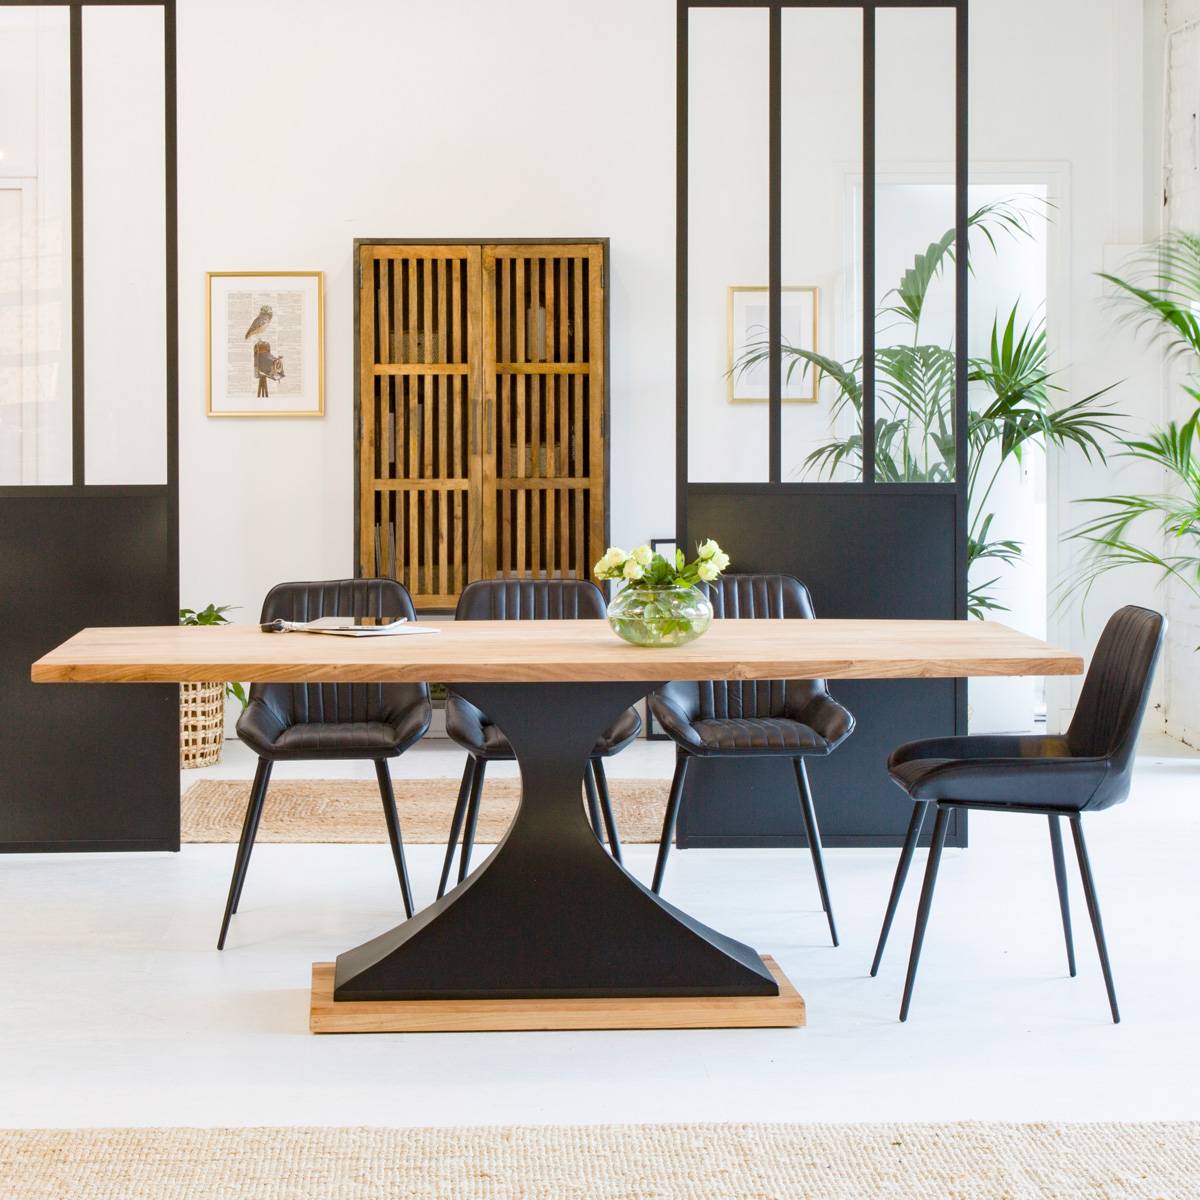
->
[680, 489, 965, 848]
[0, 495, 179, 851]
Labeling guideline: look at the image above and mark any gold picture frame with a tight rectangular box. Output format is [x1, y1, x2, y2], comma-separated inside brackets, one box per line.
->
[726, 285, 819, 403]
[206, 271, 325, 417]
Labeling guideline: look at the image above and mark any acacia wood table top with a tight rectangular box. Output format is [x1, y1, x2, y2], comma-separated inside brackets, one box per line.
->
[31, 619, 1083, 685]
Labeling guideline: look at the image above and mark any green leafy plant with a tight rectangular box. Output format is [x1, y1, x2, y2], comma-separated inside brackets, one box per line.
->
[179, 604, 248, 709]
[966, 307, 1118, 613]
[179, 603, 236, 626]
[1068, 411, 1200, 604]
[1066, 233, 1200, 606]
[734, 199, 1120, 616]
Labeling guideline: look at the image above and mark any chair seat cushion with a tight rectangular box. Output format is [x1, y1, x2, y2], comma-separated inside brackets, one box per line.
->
[689, 716, 829, 756]
[887, 744, 1111, 808]
[237, 699, 430, 761]
[446, 694, 641, 759]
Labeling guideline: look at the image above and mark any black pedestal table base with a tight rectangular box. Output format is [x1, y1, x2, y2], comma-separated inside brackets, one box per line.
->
[333, 682, 779, 1001]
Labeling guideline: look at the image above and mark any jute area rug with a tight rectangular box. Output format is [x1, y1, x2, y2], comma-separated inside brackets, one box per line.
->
[2, 1122, 1195, 1199]
[181, 777, 668, 844]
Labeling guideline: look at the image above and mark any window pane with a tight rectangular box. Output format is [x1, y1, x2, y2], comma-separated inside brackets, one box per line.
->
[0, 7, 72, 486]
[781, 7, 862, 482]
[874, 7, 957, 483]
[687, 7, 769, 483]
[83, 4, 166, 485]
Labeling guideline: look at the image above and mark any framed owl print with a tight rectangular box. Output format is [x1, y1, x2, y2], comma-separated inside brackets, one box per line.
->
[206, 271, 325, 416]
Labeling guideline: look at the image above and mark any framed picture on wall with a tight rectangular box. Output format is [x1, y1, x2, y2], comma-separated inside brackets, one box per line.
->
[206, 271, 325, 416]
[726, 285, 818, 403]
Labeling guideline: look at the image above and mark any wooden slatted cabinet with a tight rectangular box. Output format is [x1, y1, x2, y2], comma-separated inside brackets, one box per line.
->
[356, 239, 608, 610]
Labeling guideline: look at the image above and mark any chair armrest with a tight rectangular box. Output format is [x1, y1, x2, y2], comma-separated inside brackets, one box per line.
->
[444, 692, 488, 752]
[648, 682, 703, 753]
[236, 697, 288, 756]
[389, 696, 433, 752]
[794, 693, 855, 751]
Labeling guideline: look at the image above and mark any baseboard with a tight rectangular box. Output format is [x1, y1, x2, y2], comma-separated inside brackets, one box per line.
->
[0, 838, 181, 854]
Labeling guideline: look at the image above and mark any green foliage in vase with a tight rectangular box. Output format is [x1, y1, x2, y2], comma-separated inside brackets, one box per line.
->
[179, 603, 248, 709]
[1066, 234, 1200, 609]
[733, 200, 1120, 618]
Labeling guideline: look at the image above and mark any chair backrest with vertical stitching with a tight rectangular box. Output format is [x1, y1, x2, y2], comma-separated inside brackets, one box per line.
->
[697, 574, 822, 721]
[251, 578, 428, 727]
[454, 578, 606, 622]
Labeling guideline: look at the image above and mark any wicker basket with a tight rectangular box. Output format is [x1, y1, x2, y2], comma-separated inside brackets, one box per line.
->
[180, 681, 225, 768]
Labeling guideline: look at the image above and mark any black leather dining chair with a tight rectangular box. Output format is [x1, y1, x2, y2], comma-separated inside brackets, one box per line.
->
[648, 574, 855, 945]
[219, 578, 432, 949]
[871, 605, 1165, 1023]
[437, 578, 641, 898]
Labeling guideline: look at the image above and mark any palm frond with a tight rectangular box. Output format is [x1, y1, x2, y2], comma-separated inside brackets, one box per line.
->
[1063, 407, 1200, 606]
[968, 582, 1010, 619]
[881, 199, 1038, 329]
[1101, 232, 1200, 362]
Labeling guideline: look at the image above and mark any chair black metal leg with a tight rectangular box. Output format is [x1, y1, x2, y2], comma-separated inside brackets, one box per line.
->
[899, 805, 950, 1022]
[870, 800, 930, 976]
[793, 758, 838, 946]
[1048, 814, 1076, 978]
[583, 759, 604, 844]
[592, 757, 624, 866]
[375, 760, 414, 919]
[217, 757, 272, 950]
[652, 754, 689, 894]
[437, 759, 475, 899]
[458, 756, 486, 884]
[230, 759, 273, 916]
[1070, 815, 1120, 1024]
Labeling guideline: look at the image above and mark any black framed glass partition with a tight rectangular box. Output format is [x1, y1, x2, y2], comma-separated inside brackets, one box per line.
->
[0, 1, 179, 851]
[677, 0, 969, 847]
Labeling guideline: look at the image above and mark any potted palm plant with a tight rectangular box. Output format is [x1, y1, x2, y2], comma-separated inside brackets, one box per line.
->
[734, 199, 1120, 617]
[1067, 233, 1200, 603]
[178, 604, 247, 768]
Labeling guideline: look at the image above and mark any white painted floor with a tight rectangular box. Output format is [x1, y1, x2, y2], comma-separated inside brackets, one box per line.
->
[3, 734, 1198, 1129]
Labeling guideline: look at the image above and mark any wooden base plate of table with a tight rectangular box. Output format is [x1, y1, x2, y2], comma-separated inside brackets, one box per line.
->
[310, 955, 804, 1033]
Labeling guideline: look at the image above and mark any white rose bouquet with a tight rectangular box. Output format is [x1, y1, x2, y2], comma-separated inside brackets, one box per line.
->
[593, 540, 731, 588]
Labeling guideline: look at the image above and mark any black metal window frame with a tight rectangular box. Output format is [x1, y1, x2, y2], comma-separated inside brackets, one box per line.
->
[676, 0, 969, 609]
[0, 0, 178, 504]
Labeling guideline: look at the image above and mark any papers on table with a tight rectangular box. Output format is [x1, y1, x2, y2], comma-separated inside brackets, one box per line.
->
[261, 617, 440, 638]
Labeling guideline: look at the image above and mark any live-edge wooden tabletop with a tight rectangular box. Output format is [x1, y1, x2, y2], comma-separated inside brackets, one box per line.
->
[31, 619, 1083, 685]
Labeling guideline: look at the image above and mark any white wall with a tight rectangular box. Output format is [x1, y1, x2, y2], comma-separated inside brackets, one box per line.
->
[175, 0, 1164, 732]
[1146, 0, 1200, 745]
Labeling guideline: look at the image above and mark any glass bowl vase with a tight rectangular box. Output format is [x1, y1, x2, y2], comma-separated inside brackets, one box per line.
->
[606, 584, 713, 648]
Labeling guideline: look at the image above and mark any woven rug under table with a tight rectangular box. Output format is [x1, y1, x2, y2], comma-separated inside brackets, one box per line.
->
[2, 1122, 1195, 1200]
[181, 776, 668, 844]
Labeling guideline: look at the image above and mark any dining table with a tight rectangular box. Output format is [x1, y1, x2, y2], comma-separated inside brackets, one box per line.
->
[33, 616, 1083, 1032]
